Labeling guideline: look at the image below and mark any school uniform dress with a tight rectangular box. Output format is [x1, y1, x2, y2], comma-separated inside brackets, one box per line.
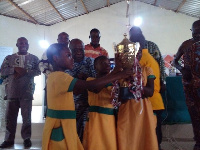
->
[83, 78, 117, 150]
[140, 49, 165, 148]
[140, 49, 164, 110]
[117, 66, 158, 150]
[42, 72, 83, 150]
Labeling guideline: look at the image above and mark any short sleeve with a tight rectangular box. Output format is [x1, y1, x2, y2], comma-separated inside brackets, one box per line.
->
[68, 78, 78, 92]
[87, 77, 95, 81]
[48, 72, 76, 95]
[146, 67, 156, 79]
[139, 49, 151, 68]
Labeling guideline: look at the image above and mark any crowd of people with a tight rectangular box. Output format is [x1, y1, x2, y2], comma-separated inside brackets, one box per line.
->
[0, 19, 199, 150]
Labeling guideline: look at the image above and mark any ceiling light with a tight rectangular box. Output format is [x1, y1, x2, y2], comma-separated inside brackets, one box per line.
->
[133, 17, 142, 26]
[39, 40, 49, 49]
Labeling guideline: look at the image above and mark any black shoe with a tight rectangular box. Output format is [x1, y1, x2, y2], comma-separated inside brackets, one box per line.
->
[159, 145, 164, 150]
[194, 143, 200, 150]
[0, 141, 14, 148]
[23, 138, 32, 148]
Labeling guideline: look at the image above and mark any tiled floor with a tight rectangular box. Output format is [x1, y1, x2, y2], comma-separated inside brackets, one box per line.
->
[0, 106, 197, 150]
[0, 137, 195, 150]
[161, 139, 195, 150]
[0, 106, 44, 150]
[0, 137, 42, 150]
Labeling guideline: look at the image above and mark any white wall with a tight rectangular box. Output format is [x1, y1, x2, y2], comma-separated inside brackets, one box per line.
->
[0, 16, 48, 105]
[0, 16, 52, 57]
[0, 1, 198, 105]
[50, 1, 198, 57]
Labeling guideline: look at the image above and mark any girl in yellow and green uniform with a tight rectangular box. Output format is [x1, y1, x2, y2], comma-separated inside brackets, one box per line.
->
[83, 56, 117, 150]
[42, 43, 133, 150]
[117, 65, 158, 150]
[139, 48, 165, 150]
[42, 72, 83, 150]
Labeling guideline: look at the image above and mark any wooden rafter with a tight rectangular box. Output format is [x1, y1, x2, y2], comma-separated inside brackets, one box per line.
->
[175, 0, 186, 13]
[7, 0, 38, 24]
[80, 0, 89, 14]
[107, 0, 110, 7]
[46, 0, 65, 21]
[153, 0, 157, 6]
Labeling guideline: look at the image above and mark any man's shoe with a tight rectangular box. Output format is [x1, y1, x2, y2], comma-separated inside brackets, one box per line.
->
[0, 141, 14, 148]
[194, 143, 200, 150]
[24, 138, 32, 148]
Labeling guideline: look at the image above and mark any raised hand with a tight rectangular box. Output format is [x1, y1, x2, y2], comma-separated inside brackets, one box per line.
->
[77, 73, 88, 80]
[114, 53, 123, 71]
[115, 68, 134, 80]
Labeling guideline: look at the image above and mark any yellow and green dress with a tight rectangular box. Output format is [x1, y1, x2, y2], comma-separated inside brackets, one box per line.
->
[83, 77, 117, 150]
[117, 66, 158, 150]
[140, 49, 164, 110]
[42, 72, 83, 150]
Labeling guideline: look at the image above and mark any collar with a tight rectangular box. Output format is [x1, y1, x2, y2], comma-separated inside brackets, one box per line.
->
[74, 57, 86, 64]
[16, 52, 29, 56]
[90, 43, 100, 48]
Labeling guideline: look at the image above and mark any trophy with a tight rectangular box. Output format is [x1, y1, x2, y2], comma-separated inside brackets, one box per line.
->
[114, 33, 139, 71]
[111, 34, 142, 106]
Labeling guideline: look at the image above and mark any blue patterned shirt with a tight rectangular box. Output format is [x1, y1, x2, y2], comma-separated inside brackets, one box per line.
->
[66, 57, 96, 80]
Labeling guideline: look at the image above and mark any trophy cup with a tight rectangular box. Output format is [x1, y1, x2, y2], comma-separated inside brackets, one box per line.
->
[114, 33, 139, 71]
[112, 33, 142, 105]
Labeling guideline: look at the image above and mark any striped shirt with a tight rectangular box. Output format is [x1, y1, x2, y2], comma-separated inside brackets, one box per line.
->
[85, 44, 109, 59]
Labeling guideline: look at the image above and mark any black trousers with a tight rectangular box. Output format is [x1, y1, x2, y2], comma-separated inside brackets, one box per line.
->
[5, 100, 32, 142]
[153, 110, 163, 149]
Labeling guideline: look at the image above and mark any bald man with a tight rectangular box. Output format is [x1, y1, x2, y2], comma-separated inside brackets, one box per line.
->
[66, 39, 96, 142]
[39, 32, 70, 76]
[0, 37, 40, 148]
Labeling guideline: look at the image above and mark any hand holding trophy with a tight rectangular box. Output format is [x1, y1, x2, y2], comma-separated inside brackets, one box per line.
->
[111, 34, 143, 107]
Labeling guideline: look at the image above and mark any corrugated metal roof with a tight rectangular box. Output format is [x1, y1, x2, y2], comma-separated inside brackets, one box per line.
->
[156, 0, 183, 11]
[0, 0, 199, 26]
[179, 0, 200, 18]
